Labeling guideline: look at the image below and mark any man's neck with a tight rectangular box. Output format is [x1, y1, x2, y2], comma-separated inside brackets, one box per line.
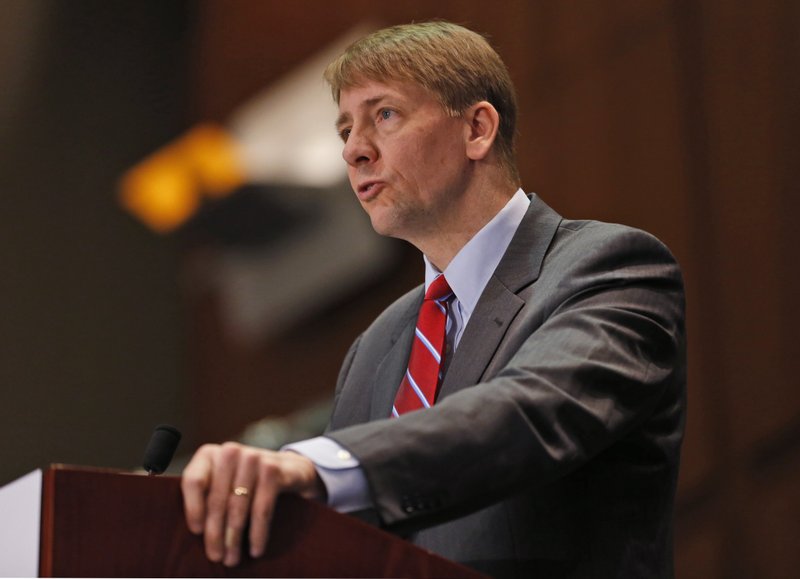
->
[417, 180, 518, 271]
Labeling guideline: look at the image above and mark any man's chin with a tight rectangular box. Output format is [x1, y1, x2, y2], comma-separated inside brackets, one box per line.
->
[365, 209, 397, 238]
[369, 219, 396, 238]
[364, 206, 416, 242]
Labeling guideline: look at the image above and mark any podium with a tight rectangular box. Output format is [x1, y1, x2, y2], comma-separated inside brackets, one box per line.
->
[1, 465, 485, 577]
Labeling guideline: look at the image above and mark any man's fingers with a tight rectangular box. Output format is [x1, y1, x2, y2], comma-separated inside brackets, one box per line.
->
[180, 444, 325, 566]
[202, 442, 239, 563]
[223, 449, 260, 567]
[247, 452, 323, 558]
[181, 446, 215, 535]
[248, 460, 281, 558]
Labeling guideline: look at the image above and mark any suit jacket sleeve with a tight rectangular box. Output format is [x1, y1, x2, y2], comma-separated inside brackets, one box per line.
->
[326, 208, 686, 535]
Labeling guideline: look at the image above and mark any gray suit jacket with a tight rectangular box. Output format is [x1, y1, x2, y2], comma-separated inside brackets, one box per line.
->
[327, 195, 686, 578]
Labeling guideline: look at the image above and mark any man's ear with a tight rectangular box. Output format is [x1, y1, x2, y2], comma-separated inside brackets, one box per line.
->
[464, 101, 500, 161]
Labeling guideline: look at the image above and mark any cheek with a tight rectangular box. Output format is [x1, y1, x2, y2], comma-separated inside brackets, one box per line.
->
[406, 130, 447, 172]
[425, 136, 465, 181]
[390, 122, 464, 186]
[347, 169, 358, 191]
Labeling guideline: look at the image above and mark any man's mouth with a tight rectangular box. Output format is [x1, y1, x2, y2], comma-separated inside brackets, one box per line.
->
[357, 181, 383, 200]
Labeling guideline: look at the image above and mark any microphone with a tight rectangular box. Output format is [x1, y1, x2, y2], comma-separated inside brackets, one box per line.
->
[142, 424, 182, 475]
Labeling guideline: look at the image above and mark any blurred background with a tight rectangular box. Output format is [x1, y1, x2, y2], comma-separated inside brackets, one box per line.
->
[1, 1, 798, 576]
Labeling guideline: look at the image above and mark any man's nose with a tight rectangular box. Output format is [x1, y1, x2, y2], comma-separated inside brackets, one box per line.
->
[342, 129, 376, 166]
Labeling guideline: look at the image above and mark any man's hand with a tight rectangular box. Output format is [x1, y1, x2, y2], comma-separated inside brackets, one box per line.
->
[181, 442, 324, 567]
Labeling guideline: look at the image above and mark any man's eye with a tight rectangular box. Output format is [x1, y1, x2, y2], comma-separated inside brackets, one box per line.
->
[380, 109, 393, 120]
[340, 128, 351, 142]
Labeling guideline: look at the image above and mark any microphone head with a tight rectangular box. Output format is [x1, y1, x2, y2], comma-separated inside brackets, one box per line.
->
[142, 424, 182, 475]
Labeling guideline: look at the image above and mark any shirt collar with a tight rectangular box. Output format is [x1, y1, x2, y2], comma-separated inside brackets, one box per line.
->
[424, 189, 531, 317]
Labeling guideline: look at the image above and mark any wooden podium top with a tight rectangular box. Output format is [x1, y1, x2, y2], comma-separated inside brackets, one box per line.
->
[39, 465, 486, 578]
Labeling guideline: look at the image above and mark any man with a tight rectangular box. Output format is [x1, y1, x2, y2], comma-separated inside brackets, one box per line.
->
[182, 21, 686, 578]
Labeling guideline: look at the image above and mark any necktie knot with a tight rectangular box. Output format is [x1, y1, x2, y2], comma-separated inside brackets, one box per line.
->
[425, 275, 452, 302]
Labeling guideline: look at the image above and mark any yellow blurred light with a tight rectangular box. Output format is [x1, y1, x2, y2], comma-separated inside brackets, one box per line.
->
[118, 123, 246, 233]
[119, 152, 200, 233]
[183, 124, 244, 198]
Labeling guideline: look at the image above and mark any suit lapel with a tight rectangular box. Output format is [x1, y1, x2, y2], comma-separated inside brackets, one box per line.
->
[439, 282, 524, 397]
[439, 195, 562, 398]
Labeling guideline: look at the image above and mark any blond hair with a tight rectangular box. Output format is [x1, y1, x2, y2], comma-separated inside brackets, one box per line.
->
[324, 21, 520, 184]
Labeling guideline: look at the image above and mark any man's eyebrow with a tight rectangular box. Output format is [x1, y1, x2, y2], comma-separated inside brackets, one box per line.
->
[335, 94, 391, 130]
[333, 113, 350, 132]
[335, 112, 351, 132]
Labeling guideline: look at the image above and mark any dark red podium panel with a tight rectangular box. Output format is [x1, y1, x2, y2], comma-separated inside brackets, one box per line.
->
[38, 465, 485, 578]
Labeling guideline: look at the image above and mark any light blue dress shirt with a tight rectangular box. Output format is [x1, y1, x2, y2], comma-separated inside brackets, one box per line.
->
[286, 189, 531, 512]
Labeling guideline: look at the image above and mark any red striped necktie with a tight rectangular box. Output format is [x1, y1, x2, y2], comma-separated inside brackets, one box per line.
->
[392, 275, 453, 416]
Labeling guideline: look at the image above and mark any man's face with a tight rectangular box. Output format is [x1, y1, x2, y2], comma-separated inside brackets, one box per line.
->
[336, 79, 471, 244]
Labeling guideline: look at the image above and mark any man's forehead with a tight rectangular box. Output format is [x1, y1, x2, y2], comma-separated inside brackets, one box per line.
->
[336, 79, 434, 119]
[339, 79, 410, 105]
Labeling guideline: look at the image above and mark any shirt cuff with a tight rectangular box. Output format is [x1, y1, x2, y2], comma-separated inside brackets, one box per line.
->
[283, 436, 373, 513]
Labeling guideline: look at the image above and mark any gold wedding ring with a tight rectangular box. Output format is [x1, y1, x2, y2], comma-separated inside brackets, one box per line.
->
[233, 485, 249, 497]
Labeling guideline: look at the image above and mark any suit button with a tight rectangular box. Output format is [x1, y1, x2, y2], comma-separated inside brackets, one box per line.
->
[401, 491, 445, 513]
[401, 494, 421, 513]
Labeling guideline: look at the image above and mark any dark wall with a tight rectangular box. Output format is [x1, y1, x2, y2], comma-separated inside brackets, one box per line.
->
[0, 1, 191, 482]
